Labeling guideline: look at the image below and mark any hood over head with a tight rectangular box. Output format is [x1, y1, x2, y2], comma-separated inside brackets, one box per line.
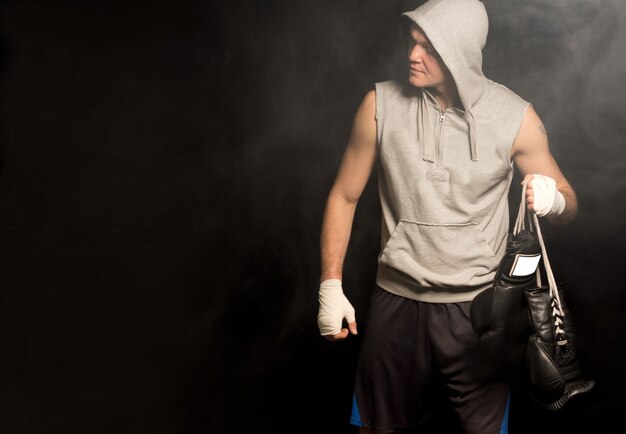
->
[402, 0, 489, 160]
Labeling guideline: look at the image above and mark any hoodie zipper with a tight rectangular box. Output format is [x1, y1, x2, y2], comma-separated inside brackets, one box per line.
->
[436, 109, 446, 168]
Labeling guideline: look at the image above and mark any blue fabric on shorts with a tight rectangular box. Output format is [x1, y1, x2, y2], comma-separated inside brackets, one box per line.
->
[499, 393, 510, 434]
[350, 393, 364, 427]
[351, 392, 510, 432]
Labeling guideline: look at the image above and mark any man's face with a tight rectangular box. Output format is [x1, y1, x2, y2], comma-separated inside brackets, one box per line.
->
[407, 24, 451, 90]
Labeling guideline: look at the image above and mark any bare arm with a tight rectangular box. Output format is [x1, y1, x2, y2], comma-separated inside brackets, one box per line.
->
[321, 90, 378, 282]
[512, 106, 578, 225]
[318, 90, 377, 342]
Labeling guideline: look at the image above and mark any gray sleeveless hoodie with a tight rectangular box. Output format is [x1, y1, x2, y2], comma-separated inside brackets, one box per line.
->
[375, 0, 530, 303]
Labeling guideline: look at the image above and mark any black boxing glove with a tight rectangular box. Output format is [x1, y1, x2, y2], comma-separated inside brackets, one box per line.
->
[525, 286, 595, 411]
[470, 230, 541, 347]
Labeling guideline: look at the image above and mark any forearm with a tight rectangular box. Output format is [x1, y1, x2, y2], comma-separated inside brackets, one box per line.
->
[548, 186, 578, 226]
[320, 192, 358, 282]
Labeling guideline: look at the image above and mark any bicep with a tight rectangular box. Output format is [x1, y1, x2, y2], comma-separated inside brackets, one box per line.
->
[512, 106, 572, 191]
[330, 90, 378, 203]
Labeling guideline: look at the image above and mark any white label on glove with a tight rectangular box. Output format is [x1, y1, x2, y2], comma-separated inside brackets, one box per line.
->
[510, 254, 541, 277]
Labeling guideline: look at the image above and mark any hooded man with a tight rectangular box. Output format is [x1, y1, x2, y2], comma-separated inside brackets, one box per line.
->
[317, 0, 578, 432]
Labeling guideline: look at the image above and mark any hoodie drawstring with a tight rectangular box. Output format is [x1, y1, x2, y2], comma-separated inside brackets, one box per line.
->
[466, 109, 478, 161]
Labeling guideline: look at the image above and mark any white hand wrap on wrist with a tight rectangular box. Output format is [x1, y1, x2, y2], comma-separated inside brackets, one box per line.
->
[317, 279, 355, 336]
[531, 174, 566, 217]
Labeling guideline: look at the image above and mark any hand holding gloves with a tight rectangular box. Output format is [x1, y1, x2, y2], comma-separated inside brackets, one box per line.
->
[528, 174, 566, 217]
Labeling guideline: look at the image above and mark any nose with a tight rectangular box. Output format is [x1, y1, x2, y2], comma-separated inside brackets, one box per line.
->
[409, 44, 425, 64]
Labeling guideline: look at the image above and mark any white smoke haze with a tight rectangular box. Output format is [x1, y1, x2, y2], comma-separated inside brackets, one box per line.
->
[224, 0, 626, 336]
[246, 0, 626, 306]
[484, 0, 626, 209]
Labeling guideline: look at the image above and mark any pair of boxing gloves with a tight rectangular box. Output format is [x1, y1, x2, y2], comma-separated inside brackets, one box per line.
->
[318, 174, 566, 338]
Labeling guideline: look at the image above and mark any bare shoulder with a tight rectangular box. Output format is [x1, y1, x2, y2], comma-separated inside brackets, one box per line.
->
[357, 89, 376, 117]
[331, 90, 379, 203]
[511, 105, 571, 192]
[521, 105, 545, 135]
[347, 89, 377, 150]
[511, 105, 549, 157]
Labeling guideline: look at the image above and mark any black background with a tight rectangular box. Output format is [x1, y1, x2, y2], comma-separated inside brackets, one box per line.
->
[0, 1, 624, 433]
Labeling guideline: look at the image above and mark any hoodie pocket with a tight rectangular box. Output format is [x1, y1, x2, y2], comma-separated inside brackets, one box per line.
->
[380, 220, 499, 288]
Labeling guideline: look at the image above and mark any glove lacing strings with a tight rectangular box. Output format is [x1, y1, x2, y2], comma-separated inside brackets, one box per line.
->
[516, 181, 568, 346]
[532, 211, 567, 346]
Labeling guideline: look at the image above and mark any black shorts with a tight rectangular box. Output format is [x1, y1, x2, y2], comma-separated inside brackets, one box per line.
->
[351, 287, 509, 434]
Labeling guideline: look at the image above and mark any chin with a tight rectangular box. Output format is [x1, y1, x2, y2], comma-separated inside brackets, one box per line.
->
[408, 76, 426, 88]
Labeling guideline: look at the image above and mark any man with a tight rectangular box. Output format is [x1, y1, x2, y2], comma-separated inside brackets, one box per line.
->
[317, 0, 577, 433]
